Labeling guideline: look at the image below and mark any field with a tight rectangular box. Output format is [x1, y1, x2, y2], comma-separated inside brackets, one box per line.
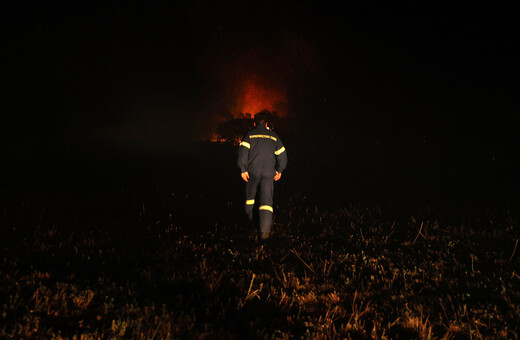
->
[1, 142, 520, 338]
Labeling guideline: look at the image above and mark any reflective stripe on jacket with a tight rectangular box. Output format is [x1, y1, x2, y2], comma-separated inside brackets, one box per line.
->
[237, 125, 287, 175]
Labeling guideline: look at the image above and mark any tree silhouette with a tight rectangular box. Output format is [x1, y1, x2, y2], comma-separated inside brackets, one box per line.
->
[215, 110, 287, 144]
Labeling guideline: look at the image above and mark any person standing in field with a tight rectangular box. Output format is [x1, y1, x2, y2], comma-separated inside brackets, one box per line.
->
[237, 110, 288, 240]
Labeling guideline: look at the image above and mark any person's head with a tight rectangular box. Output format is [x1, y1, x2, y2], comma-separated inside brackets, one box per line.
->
[254, 110, 270, 126]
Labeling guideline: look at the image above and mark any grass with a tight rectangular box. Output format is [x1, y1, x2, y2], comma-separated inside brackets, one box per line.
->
[1, 188, 519, 339]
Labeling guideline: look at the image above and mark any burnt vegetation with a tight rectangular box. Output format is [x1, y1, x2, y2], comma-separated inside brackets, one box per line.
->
[1, 139, 520, 339]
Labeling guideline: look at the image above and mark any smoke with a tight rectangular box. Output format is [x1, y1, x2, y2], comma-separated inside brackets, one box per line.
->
[73, 32, 322, 149]
[200, 31, 321, 129]
[233, 75, 288, 118]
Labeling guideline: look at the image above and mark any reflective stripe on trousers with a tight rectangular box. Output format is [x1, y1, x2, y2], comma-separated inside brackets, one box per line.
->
[245, 173, 274, 234]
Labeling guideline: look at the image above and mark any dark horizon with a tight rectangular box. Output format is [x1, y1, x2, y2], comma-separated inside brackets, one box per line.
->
[2, 1, 519, 204]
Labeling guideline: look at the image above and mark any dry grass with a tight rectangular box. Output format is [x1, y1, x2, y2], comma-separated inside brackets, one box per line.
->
[1, 192, 519, 338]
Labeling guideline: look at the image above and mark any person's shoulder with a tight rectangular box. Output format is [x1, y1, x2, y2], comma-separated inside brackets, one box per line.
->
[269, 129, 281, 140]
[244, 128, 255, 137]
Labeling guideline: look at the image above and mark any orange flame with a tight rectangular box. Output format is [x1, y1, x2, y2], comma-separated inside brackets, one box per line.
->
[232, 77, 287, 118]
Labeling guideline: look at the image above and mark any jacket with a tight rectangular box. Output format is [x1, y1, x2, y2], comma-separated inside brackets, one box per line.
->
[237, 125, 288, 176]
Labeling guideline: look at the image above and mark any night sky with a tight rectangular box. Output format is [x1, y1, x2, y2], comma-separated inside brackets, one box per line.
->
[2, 1, 519, 197]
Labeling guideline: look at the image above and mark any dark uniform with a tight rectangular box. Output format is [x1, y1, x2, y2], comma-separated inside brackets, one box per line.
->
[237, 124, 288, 235]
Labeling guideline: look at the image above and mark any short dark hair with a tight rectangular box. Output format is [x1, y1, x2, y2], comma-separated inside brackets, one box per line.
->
[254, 110, 270, 125]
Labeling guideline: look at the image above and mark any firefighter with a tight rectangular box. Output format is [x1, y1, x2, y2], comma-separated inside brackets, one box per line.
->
[237, 110, 288, 240]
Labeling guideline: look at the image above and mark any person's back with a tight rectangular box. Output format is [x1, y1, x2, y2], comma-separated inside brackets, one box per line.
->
[237, 111, 287, 240]
[239, 124, 284, 177]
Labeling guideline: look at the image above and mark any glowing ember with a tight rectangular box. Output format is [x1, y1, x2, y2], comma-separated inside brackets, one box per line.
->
[209, 133, 226, 143]
[208, 132, 240, 145]
[233, 77, 287, 118]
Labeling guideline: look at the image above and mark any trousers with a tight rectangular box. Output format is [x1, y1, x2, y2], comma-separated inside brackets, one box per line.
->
[245, 173, 274, 234]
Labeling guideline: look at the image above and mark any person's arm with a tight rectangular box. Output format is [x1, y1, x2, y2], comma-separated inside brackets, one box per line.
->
[237, 135, 251, 181]
[274, 138, 287, 180]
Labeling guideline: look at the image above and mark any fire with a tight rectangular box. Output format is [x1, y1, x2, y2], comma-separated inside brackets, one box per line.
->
[207, 75, 288, 143]
[209, 132, 227, 143]
[232, 77, 287, 118]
